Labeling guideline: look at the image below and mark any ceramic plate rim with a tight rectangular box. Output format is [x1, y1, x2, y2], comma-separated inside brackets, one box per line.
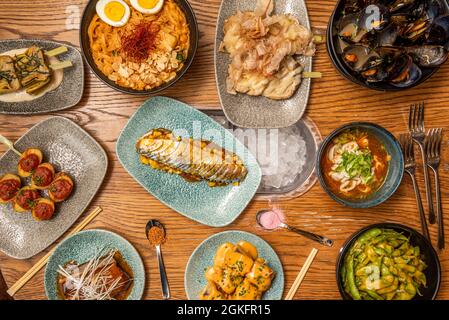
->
[184, 230, 284, 300]
[44, 229, 145, 300]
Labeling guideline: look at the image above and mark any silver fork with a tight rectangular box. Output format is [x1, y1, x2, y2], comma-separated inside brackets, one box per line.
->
[409, 102, 435, 224]
[425, 128, 445, 250]
[399, 133, 430, 240]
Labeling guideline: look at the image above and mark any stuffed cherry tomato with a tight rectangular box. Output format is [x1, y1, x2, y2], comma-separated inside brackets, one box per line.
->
[14, 186, 40, 212]
[32, 198, 55, 221]
[0, 174, 21, 203]
[17, 148, 43, 178]
[49, 172, 74, 202]
[31, 163, 55, 190]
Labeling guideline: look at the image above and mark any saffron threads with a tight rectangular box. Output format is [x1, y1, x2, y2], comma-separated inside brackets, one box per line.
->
[121, 21, 159, 63]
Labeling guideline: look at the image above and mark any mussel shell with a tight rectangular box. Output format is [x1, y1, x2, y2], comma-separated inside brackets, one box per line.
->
[389, 56, 423, 87]
[342, 45, 381, 72]
[426, 14, 449, 45]
[407, 45, 449, 67]
[377, 23, 400, 47]
[343, 0, 366, 15]
[389, 0, 417, 15]
[361, 65, 390, 82]
[337, 13, 361, 41]
[400, 19, 431, 43]
[425, 0, 445, 22]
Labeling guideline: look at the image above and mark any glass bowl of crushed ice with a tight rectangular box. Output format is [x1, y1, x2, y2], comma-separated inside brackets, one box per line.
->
[204, 110, 322, 200]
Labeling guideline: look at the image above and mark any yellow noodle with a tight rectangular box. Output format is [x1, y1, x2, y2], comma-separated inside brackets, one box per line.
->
[88, 0, 190, 90]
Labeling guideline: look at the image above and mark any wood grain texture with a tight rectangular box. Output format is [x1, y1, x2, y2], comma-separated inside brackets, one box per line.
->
[0, 0, 448, 300]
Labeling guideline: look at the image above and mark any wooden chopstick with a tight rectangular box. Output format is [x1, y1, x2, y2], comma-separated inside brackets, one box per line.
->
[285, 248, 318, 300]
[6, 206, 102, 297]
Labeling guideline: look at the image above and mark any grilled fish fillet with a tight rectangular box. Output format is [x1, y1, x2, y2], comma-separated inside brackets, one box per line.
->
[136, 128, 248, 186]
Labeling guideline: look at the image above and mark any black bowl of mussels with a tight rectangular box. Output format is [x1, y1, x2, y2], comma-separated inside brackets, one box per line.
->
[327, 0, 449, 91]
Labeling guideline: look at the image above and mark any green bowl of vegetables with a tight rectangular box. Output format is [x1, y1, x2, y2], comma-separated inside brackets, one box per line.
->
[337, 223, 441, 300]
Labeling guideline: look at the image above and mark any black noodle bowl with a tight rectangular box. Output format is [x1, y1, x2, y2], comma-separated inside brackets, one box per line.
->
[79, 0, 199, 95]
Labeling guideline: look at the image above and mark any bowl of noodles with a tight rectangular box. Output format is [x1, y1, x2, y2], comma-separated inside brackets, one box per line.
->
[80, 0, 198, 95]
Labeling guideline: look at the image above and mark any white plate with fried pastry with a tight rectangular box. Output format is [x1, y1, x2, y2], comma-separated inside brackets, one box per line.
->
[215, 0, 315, 128]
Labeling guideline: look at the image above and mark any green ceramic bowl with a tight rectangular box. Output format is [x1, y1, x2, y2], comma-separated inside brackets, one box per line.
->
[44, 229, 145, 300]
[116, 96, 262, 227]
[185, 230, 284, 300]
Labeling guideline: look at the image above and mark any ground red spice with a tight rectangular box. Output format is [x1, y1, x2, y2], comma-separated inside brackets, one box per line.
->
[148, 226, 166, 245]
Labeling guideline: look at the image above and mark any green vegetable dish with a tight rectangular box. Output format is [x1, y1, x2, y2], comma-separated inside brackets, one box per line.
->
[341, 228, 428, 300]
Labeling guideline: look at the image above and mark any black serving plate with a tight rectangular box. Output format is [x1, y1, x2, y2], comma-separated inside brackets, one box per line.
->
[79, 0, 198, 95]
[336, 223, 441, 300]
[326, 0, 449, 91]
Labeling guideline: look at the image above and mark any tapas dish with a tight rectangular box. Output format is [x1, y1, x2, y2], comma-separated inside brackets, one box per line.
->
[117, 97, 261, 227]
[317, 122, 403, 208]
[185, 230, 284, 300]
[337, 223, 441, 300]
[328, 0, 449, 90]
[0, 45, 71, 100]
[184, 231, 284, 300]
[1, 149, 75, 221]
[200, 241, 275, 300]
[45, 229, 145, 300]
[80, 0, 198, 94]
[215, 0, 316, 128]
[0, 39, 84, 114]
[220, 0, 315, 100]
[0, 117, 107, 259]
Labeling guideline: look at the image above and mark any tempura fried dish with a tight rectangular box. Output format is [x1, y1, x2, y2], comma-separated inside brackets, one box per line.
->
[220, 0, 315, 100]
[200, 241, 275, 300]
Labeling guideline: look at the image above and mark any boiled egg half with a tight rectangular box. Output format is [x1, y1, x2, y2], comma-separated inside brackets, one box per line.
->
[96, 0, 130, 27]
[130, 0, 164, 15]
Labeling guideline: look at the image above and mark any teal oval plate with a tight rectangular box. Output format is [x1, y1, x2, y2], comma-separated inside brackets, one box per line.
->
[185, 230, 284, 300]
[44, 229, 145, 300]
[116, 96, 262, 227]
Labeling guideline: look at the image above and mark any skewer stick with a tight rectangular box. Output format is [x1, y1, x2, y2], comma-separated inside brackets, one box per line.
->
[313, 35, 325, 43]
[6, 206, 102, 297]
[303, 71, 322, 78]
[285, 248, 318, 300]
[0, 134, 22, 157]
[49, 60, 73, 70]
[45, 46, 68, 57]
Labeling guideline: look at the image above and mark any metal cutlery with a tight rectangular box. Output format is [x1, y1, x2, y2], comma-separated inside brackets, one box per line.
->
[256, 210, 334, 247]
[425, 128, 445, 250]
[145, 219, 170, 300]
[409, 102, 435, 224]
[399, 133, 430, 241]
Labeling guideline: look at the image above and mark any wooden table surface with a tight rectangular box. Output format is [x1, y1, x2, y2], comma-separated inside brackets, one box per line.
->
[1, 0, 448, 300]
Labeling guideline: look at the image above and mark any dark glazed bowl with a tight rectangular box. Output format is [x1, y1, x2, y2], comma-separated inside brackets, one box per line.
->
[316, 122, 404, 208]
[80, 0, 198, 95]
[326, 0, 449, 91]
[336, 223, 441, 300]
